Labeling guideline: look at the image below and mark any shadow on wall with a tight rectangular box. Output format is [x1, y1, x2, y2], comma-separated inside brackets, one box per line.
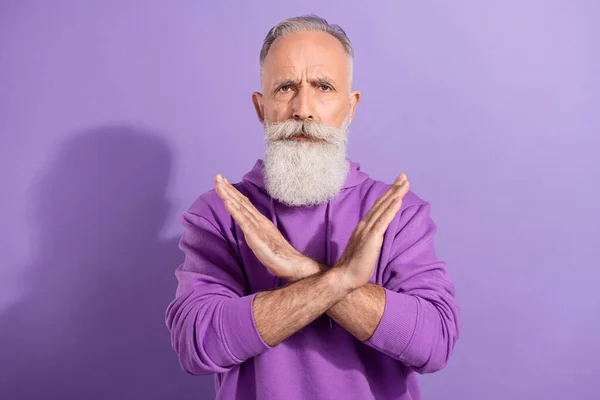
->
[0, 126, 216, 399]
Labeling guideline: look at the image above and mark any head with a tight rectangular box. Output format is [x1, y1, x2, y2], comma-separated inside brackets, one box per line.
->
[252, 15, 361, 206]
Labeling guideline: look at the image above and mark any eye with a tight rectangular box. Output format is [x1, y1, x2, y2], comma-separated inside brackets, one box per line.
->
[319, 84, 333, 92]
[279, 85, 293, 93]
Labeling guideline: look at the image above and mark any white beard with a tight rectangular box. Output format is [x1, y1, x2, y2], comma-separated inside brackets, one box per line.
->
[263, 115, 350, 207]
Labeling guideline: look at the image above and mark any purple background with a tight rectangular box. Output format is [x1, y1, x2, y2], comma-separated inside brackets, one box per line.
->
[1, 1, 598, 399]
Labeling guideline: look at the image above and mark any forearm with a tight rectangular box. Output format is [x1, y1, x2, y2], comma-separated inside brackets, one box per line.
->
[289, 259, 385, 341]
[254, 266, 351, 346]
[327, 283, 385, 340]
[290, 258, 458, 373]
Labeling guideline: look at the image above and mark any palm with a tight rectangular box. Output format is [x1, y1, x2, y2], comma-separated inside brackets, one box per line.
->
[341, 234, 384, 283]
[336, 174, 411, 290]
[245, 223, 289, 270]
[213, 174, 300, 279]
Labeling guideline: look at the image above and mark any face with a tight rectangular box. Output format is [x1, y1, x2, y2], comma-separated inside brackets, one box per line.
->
[252, 31, 361, 207]
[253, 30, 360, 127]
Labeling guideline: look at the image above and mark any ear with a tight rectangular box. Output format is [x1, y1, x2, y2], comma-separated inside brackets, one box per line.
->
[252, 92, 265, 124]
[348, 90, 361, 123]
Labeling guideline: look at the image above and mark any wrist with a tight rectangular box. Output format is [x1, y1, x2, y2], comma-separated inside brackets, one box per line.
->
[327, 266, 356, 296]
[331, 262, 362, 292]
[288, 254, 323, 282]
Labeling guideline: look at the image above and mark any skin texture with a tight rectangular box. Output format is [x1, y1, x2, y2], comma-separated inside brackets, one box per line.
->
[215, 174, 410, 345]
[215, 30, 411, 346]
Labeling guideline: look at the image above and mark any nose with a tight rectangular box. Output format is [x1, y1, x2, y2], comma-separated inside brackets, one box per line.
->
[292, 86, 314, 121]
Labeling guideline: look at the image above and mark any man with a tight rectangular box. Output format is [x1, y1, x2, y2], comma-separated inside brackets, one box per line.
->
[166, 15, 460, 400]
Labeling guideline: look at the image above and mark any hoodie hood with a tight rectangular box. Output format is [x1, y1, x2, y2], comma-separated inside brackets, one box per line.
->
[241, 158, 369, 195]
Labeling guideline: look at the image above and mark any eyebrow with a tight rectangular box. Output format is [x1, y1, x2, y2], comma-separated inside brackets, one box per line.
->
[273, 77, 338, 89]
[312, 77, 337, 87]
[273, 78, 297, 88]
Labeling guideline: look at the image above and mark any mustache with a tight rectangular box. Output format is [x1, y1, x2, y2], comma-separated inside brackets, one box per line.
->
[264, 119, 346, 143]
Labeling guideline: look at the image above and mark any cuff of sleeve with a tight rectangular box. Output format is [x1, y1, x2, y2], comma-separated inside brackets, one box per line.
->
[223, 293, 272, 362]
[364, 288, 420, 359]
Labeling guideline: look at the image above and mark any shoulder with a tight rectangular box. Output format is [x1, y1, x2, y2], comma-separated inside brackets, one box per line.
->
[183, 188, 231, 232]
[183, 180, 258, 234]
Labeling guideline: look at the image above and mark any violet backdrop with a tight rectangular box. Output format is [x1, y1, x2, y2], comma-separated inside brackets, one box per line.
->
[1, 1, 598, 399]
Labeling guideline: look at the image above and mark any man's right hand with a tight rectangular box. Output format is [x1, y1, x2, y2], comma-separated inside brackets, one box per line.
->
[335, 174, 411, 291]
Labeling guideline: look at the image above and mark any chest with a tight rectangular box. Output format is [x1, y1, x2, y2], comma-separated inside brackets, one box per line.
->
[235, 197, 389, 294]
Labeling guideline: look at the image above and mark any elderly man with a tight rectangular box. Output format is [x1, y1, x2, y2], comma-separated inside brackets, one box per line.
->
[166, 15, 460, 400]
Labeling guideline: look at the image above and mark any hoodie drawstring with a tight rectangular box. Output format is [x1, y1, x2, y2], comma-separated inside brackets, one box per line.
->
[325, 200, 334, 330]
[269, 197, 281, 288]
[270, 197, 335, 330]
[269, 196, 277, 229]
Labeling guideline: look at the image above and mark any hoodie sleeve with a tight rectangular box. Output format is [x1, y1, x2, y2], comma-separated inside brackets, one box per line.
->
[165, 211, 271, 376]
[364, 202, 461, 374]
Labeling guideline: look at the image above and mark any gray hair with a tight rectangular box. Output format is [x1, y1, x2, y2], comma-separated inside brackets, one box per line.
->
[259, 15, 354, 85]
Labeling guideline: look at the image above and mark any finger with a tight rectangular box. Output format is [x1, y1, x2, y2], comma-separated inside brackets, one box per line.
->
[223, 198, 254, 230]
[221, 178, 263, 221]
[221, 180, 255, 217]
[368, 178, 411, 231]
[371, 181, 410, 234]
[372, 174, 406, 210]
[214, 176, 258, 225]
[363, 178, 409, 230]
[365, 182, 407, 231]
[226, 197, 262, 235]
[216, 181, 252, 221]
[221, 178, 246, 204]
[362, 174, 407, 222]
[220, 183, 259, 226]
[372, 195, 403, 235]
[215, 174, 236, 204]
[215, 179, 232, 203]
[398, 179, 411, 198]
[214, 173, 224, 185]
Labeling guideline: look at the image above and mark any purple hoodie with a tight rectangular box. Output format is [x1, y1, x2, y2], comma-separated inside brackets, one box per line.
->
[166, 159, 461, 400]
